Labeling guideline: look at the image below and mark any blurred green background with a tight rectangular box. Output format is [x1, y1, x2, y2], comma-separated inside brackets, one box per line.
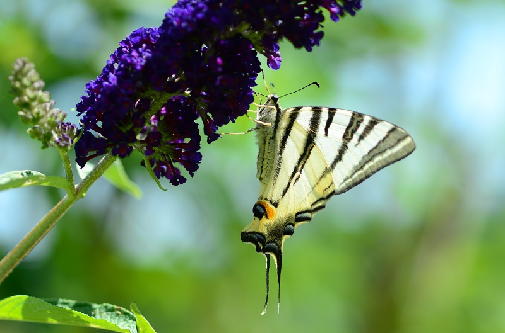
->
[1, 0, 505, 332]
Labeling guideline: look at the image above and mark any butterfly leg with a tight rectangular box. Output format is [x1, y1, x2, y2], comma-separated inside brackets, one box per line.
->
[218, 113, 256, 135]
[219, 113, 272, 135]
[219, 128, 256, 136]
[253, 119, 271, 127]
[246, 113, 271, 127]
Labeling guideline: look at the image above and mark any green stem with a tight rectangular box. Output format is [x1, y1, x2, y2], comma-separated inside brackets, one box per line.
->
[58, 150, 75, 196]
[0, 153, 117, 285]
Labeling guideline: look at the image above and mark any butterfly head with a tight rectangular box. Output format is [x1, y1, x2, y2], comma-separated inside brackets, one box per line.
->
[241, 199, 296, 314]
[255, 94, 282, 125]
[267, 94, 279, 104]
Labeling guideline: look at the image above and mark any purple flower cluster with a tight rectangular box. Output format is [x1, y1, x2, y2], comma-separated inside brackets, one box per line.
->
[75, 0, 362, 185]
[53, 122, 78, 151]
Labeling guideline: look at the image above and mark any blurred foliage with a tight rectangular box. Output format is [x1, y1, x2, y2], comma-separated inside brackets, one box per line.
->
[1, 0, 505, 333]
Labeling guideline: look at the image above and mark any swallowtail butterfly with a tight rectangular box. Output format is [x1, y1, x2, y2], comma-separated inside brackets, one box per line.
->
[239, 83, 415, 314]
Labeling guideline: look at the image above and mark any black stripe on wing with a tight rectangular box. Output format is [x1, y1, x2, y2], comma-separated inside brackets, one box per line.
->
[270, 97, 284, 137]
[294, 200, 329, 224]
[281, 110, 364, 221]
[303, 111, 367, 201]
[279, 110, 322, 198]
[357, 118, 378, 144]
[343, 112, 365, 142]
[323, 107, 335, 137]
[330, 111, 365, 169]
[294, 211, 312, 223]
[336, 126, 414, 195]
[272, 107, 302, 185]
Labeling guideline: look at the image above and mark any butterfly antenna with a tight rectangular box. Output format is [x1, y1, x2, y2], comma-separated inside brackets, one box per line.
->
[253, 70, 268, 102]
[261, 254, 271, 316]
[278, 82, 320, 99]
[253, 91, 267, 99]
[260, 69, 272, 95]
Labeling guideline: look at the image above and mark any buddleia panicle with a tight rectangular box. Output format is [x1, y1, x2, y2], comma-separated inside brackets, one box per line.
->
[9, 58, 78, 152]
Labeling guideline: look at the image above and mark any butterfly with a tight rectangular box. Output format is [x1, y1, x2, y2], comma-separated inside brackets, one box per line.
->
[239, 83, 415, 314]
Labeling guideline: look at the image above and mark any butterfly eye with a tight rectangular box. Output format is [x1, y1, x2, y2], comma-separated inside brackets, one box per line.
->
[283, 224, 295, 236]
[252, 203, 266, 219]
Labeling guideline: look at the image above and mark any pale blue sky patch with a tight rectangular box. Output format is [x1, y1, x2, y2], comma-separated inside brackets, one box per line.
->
[0, 131, 54, 261]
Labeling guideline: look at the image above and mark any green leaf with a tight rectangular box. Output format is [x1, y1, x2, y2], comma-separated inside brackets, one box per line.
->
[0, 295, 137, 333]
[103, 160, 142, 199]
[141, 153, 167, 191]
[0, 170, 73, 193]
[130, 303, 156, 333]
[78, 161, 142, 198]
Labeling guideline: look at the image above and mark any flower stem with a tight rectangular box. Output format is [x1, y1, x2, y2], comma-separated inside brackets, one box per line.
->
[59, 150, 76, 196]
[0, 153, 117, 284]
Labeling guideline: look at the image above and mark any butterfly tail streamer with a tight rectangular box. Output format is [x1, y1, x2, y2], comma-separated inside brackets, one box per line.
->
[260, 251, 283, 315]
[277, 256, 281, 314]
[261, 254, 271, 316]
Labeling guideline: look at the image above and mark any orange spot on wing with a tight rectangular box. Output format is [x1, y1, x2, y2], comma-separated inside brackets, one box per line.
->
[256, 200, 276, 219]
